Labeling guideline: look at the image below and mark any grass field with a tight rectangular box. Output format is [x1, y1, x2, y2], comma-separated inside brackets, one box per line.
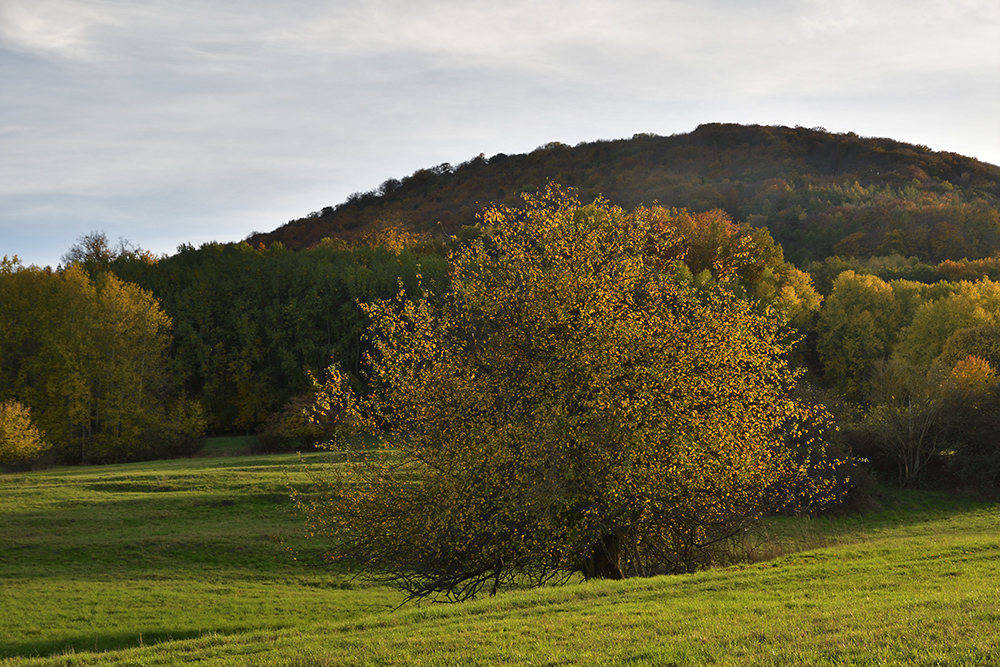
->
[2, 444, 999, 666]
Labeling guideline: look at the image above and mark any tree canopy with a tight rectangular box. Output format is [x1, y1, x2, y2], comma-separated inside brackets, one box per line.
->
[0, 400, 49, 464]
[302, 188, 837, 602]
[0, 257, 202, 464]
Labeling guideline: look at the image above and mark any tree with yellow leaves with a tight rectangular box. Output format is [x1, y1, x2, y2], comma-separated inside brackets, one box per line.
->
[1, 257, 203, 464]
[0, 400, 49, 464]
[303, 188, 837, 602]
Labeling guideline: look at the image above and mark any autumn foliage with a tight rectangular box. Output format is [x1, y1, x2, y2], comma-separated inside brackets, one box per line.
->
[0, 257, 204, 464]
[0, 400, 49, 464]
[301, 188, 838, 601]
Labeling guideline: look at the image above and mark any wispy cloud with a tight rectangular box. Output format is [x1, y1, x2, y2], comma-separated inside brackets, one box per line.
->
[0, 0, 123, 62]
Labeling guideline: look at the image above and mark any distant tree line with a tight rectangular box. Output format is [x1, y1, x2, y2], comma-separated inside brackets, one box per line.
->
[814, 268, 1000, 488]
[109, 236, 451, 438]
[0, 256, 201, 464]
[4, 124, 1000, 487]
[1, 227, 450, 462]
[3, 195, 822, 464]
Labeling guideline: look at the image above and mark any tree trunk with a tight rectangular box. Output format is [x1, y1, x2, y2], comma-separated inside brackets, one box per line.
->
[585, 532, 624, 580]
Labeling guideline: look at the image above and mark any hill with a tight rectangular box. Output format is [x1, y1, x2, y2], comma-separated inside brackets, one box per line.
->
[249, 123, 1000, 265]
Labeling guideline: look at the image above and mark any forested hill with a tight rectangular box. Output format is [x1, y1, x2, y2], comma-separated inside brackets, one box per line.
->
[249, 123, 1000, 265]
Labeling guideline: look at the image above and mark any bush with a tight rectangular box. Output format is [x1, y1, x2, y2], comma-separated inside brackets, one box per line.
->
[258, 394, 336, 452]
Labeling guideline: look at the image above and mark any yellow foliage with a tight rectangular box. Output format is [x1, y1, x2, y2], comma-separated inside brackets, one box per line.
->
[948, 355, 997, 392]
[305, 187, 839, 601]
[895, 280, 1000, 368]
[818, 271, 903, 400]
[0, 259, 191, 463]
[0, 400, 49, 464]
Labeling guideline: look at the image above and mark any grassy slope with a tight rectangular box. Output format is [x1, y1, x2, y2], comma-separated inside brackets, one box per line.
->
[2, 453, 999, 666]
[0, 448, 400, 662]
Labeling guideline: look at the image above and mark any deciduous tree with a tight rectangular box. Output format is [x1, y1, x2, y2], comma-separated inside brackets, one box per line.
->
[894, 280, 1000, 367]
[0, 258, 201, 463]
[862, 359, 946, 485]
[817, 271, 903, 400]
[0, 400, 49, 464]
[302, 188, 837, 602]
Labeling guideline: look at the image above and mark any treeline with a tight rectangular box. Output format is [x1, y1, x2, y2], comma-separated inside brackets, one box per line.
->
[0, 258, 201, 464]
[813, 269, 1000, 488]
[806, 253, 1000, 295]
[108, 239, 451, 437]
[250, 124, 1000, 266]
[3, 202, 819, 464]
[110, 208, 818, 437]
[7, 210, 1000, 491]
[1, 238, 449, 463]
[4, 124, 1000, 491]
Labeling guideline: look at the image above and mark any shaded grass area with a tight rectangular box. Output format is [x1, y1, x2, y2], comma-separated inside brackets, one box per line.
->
[2, 456, 999, 665]
[196, 435, 259, 457]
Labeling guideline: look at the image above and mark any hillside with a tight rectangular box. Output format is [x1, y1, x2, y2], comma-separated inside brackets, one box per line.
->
[250, 123, 1000, 265]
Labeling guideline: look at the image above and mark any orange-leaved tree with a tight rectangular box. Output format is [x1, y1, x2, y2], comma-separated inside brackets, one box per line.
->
[301, 187, 838, 602]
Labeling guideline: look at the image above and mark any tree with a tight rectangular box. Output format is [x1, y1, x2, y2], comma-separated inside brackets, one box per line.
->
[894, 280, 1000, 368]
[936, 324, 1000, 369]
[937, 357, 1000, 490]
[62, 231, 156, 273]
[302, 188, 837, 602]
[0, 259, 201, 463]
[0, 400, 49, 464]
[862, 359, 947, 486]
[649, 209, 821, 330]
[817, 271, 903, 400]
[860, 354, 1000, 490]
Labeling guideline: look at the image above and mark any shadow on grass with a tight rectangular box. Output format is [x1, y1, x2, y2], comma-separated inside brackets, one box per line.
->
[0, 628, 256, 660]
[831, 486, 988, 527]
[754, 487, 995, 562]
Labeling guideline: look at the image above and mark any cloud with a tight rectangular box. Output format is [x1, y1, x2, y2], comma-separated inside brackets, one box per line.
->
[0, 0, 123, 61]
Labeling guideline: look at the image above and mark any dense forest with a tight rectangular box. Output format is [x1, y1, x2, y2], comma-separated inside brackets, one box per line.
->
[3, 124, 1000, 498]
[2, 238, 449, 454]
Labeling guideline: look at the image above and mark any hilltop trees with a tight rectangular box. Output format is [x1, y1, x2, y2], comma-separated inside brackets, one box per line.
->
[250, 124, 1000, 266]
[302, 189, 837, 601]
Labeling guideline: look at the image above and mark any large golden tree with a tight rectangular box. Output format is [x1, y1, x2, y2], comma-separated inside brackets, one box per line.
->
[304, 188, 836, 601]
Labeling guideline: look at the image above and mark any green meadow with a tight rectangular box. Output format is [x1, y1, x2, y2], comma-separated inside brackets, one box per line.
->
[2, 444, 999, 666]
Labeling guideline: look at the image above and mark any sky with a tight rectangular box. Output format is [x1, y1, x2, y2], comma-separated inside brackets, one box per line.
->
[2, 0, 999, 268]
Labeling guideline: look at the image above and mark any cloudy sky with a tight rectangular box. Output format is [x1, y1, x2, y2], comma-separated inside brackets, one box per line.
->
[2, 0, 999, 267]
